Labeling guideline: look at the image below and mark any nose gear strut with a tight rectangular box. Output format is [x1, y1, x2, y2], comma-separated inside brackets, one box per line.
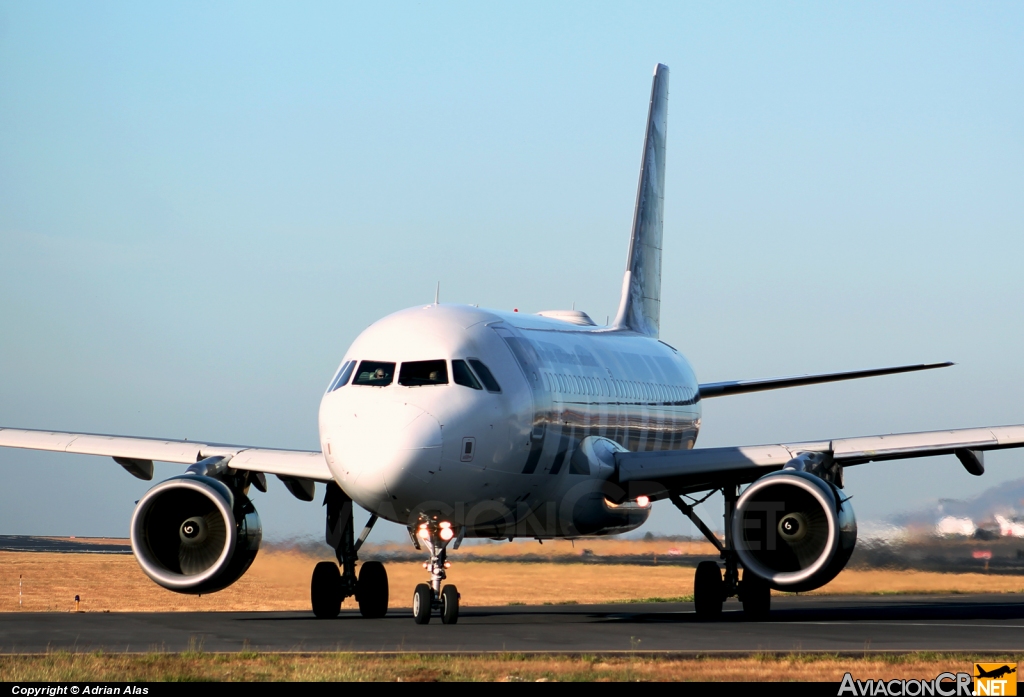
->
[411, 519, 460, 624]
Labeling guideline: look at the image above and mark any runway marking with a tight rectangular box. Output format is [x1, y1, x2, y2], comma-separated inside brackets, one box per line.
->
[782, 621, 1024, 629]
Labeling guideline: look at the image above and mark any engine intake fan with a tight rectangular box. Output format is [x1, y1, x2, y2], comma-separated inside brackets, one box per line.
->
[732, 469, 856, 593]
[130, 475, 262, 594]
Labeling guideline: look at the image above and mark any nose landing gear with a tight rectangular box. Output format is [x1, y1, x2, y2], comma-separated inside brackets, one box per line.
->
[411, 520, 460, 624]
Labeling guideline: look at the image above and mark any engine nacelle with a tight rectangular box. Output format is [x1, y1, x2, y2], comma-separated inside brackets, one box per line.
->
[732, 469, 856, 592]
[130, 475, 262, 594]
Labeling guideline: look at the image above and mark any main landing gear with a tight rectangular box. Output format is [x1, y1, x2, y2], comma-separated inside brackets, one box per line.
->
[410, 519, 460, 625]
[310, 482, 389, 619]
[670, 488, 771, 622]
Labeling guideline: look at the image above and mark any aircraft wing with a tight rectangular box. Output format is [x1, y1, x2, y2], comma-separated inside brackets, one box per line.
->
[698, 361, 953, 398]
[616, 424, 1024, 498]
[0, 426, 332, 482]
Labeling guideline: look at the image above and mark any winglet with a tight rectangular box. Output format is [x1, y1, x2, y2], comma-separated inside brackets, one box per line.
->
[613, 63, 669, 337]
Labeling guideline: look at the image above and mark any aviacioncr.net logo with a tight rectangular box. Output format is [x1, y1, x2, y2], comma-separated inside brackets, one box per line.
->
[839, 672, 972, 696]
[974, 663, 1017, 696]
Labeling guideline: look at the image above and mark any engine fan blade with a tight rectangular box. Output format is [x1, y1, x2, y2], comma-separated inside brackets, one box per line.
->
[178, 512, 227, 575]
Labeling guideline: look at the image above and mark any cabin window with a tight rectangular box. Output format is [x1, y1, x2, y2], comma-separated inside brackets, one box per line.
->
[353, 361, 396, 386]
[399, 359, 449, 386]
[467, 359, 502, 393]
[452, 360, 482, 389]
[327, 360, 356, 393]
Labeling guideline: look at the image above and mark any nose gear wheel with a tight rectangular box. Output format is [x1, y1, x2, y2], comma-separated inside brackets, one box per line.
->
[410, 519, 461, 625]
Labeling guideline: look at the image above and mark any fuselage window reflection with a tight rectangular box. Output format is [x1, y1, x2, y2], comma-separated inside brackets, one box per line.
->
[452, 360, 483, 389]
[467, 359, 502, 393]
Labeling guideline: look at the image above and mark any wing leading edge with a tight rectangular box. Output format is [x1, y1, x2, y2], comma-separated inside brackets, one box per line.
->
[616, 424, 1024, 499]
[0, 427, 332, 482]
[697, 361, 954, 399]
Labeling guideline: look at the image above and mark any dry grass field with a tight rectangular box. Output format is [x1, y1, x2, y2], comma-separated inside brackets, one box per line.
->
[2, 546, 1024, 613]
[0, 651, 1016, 682]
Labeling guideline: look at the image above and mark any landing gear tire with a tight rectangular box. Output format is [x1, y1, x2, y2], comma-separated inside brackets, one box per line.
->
[440, 584, 459, 625]
[413, 583, 432, 624]
[356, 561, 389, 618]
[311, 561, 342, 619]
[740, 571, 771, 621]
[694, 561, 724, 622]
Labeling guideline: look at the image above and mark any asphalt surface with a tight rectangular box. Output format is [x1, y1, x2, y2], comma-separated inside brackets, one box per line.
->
[0, 535, 131, 554]
[3, 594, 1024, 653]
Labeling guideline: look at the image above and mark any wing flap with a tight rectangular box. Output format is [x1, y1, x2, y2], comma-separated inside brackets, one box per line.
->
[0, 427, 331, 482]
[616, 424, 1024, 497]
[829, 425, 1024, 464]
[0, 428, 90, 452]
[66, 434, 202, 462]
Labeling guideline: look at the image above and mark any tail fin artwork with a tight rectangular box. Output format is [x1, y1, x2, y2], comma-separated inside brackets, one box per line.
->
[613, 63, 669, 337]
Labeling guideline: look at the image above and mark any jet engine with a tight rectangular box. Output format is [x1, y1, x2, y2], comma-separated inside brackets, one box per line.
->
[732, 469, 856, 592]
[130, 474, 262, 594]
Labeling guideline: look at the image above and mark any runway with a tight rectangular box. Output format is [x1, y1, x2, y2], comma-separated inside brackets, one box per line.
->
[2, 594, 1024, 654]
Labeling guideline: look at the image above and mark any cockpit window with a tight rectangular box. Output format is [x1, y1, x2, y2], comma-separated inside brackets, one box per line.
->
[326, 360, 356, 393]
[452, 360, 482, 390]
[398, 359, 449, 387]
[468, 359, 502, 393]
[353, 360, 396, 386]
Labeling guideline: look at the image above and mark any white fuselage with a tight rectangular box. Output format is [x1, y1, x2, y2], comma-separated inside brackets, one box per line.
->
[318, 304, 701, 538]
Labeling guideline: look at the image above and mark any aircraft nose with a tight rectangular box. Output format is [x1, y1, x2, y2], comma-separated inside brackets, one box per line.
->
[333, 401, 442, 506]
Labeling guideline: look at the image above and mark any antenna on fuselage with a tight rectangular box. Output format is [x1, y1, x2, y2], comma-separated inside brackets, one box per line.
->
[434, 282, 440, 305]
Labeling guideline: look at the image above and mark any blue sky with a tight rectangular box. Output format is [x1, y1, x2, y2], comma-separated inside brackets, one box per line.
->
[1, 2, 1022, 543]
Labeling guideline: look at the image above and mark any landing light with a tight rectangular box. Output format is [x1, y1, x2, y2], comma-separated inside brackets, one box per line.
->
[417, 527, 430, 540]
[439, 521, 451, 529]
[636, 496, 650, 508]
[439, 527, 454, 541]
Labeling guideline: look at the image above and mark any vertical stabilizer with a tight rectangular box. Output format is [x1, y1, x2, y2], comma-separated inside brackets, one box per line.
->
[613, 63, 669, 337]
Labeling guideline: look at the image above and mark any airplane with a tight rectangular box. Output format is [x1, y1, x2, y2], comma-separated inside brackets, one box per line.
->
[4, 62, 1024, 625]
[976, 665, 1017, 680]
[995, 515, 1024, 538]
